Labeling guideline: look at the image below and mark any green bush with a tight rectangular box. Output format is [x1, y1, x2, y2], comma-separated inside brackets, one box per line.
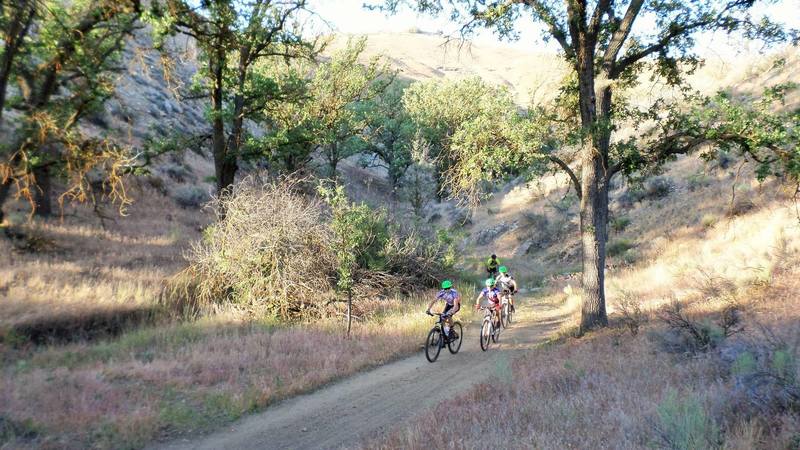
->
[645, 176, 674, 199]
[607, 239, 636, 257]
[716, 149, 735, 169]
[687, 172, 712, 191]
[610, 216, 631, 233]
[700, 214, 717, 229]
[654, 391, 720, 450]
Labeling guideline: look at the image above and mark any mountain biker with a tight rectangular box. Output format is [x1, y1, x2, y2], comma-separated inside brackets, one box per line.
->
[474, 278, 501, 323]
[426, 280, 461, 340]
[486, 254, 500, 277]
[495, 266, 517, 312]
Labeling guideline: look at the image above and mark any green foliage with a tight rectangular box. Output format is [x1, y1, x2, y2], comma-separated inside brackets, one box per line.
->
[305, 38, 393, 177]
[149, 0, 322, 191]
[1, 0, 142, 215]
[318, 182, 388, 292]
[360, 80, 416, 187]
[402, 77, 547, 203]
[607, 239, 635, 257]
[655, 84, 800, 184]
[655, 391, 720, 450]
[772, 349, 797, 382]
[732, 351, 757, 377]
[609, 216, 631, 233]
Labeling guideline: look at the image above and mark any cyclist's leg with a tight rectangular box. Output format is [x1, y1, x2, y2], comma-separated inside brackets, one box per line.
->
[442, 304, 454, 338]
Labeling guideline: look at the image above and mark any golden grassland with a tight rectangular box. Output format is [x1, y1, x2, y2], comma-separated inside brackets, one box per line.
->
[0, 290, 442, 449]
[0, 179, 464, 449]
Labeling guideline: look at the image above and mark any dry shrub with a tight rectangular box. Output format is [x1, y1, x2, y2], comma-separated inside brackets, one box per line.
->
[615, 290, 647, 335]
[655, 298, 742, 354]
[688, 268, 737, 300]
[2, 223, 59, 253]
[161, 177, 336, 319]
[160, 176, 453, 321]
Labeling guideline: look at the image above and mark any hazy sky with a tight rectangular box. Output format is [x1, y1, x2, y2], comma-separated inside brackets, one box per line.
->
[307, 0, 800, 56]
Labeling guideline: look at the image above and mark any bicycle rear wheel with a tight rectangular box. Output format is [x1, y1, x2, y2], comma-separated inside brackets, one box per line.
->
[425, 327, 443, 362]
[500, 304, 509, 328]
[480, 319, 492, 351]
[447, 322, 463, 354]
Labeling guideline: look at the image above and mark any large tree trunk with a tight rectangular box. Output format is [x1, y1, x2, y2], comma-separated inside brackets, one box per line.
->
[0, 0, 36, 128]
[32, 165, 52, 217]
[579, 144, 609, 331]
[575, 37, 609, 331]
[0, 177, 11, 224]
[210, 46, 235, 197]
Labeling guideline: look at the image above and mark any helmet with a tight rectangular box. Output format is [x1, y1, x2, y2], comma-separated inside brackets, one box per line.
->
[485, 278, 495, 287]
[441, 280, 453, 289]
[499, 266, 508, 273]
[491, 254, 497, 259]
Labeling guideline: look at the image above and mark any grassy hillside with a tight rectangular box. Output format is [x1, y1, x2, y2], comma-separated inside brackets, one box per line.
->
[1, 29, 798, 449]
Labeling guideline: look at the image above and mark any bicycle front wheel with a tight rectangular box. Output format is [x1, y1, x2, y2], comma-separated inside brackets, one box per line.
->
[507, 303, 514, 324]
[425, 327, 443, 362]
[492, 316, 501, 343]
[480, 318, 492, 351]
[447, 322, 463, 354]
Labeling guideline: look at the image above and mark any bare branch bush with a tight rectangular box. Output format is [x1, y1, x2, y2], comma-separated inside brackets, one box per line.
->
[614, 290, 647, 336]
[656, 296, 743, 354]
[160, 176, 454, 321]
[161, 176, 336, 319]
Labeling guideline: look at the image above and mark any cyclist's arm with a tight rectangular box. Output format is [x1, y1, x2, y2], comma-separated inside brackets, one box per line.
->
[451, 295, 461, 315]
[474, 292, 484, 308]
[425, 298, 437, 314]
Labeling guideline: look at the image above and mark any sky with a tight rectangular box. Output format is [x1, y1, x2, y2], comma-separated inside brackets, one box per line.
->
[307, 0, 800, 56]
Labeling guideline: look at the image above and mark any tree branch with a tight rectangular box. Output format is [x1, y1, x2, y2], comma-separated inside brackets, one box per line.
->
[602, 0, 643, 70]
[523, 0, 574, 59]
[612, 0, 748, 76]
[549, 154, 582, 198]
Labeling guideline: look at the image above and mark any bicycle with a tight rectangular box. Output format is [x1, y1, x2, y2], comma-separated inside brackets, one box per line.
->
[500, 290, 514, 328]
[479, 306, 501, 351]
[424, 312, 463, 363]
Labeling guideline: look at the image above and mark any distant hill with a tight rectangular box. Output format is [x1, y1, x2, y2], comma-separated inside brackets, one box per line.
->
[330, 32, 569, 106]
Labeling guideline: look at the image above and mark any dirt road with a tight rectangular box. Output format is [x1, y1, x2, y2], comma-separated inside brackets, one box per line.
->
[155, 299, 568, 450]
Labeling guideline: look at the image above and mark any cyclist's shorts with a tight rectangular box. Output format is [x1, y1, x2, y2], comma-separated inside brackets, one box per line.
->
[442, 303, 454, 316]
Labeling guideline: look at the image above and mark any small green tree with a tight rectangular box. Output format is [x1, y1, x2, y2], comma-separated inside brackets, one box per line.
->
[402, 77, 512, 198]
[319, 182, 382, 336]
[360, 79, 416, 191]
[306, 38, 392, 178]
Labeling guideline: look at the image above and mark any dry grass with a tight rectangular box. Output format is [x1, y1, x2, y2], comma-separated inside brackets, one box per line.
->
[0, 178, 459, 449]
[0, 291, 437, 449]
[362, 152, 800, 450]
[365, 263, 800, 450]
[0, 181, 207, 343]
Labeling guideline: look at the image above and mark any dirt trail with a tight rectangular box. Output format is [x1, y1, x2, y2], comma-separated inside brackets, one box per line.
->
[155, 299, 569, 450]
